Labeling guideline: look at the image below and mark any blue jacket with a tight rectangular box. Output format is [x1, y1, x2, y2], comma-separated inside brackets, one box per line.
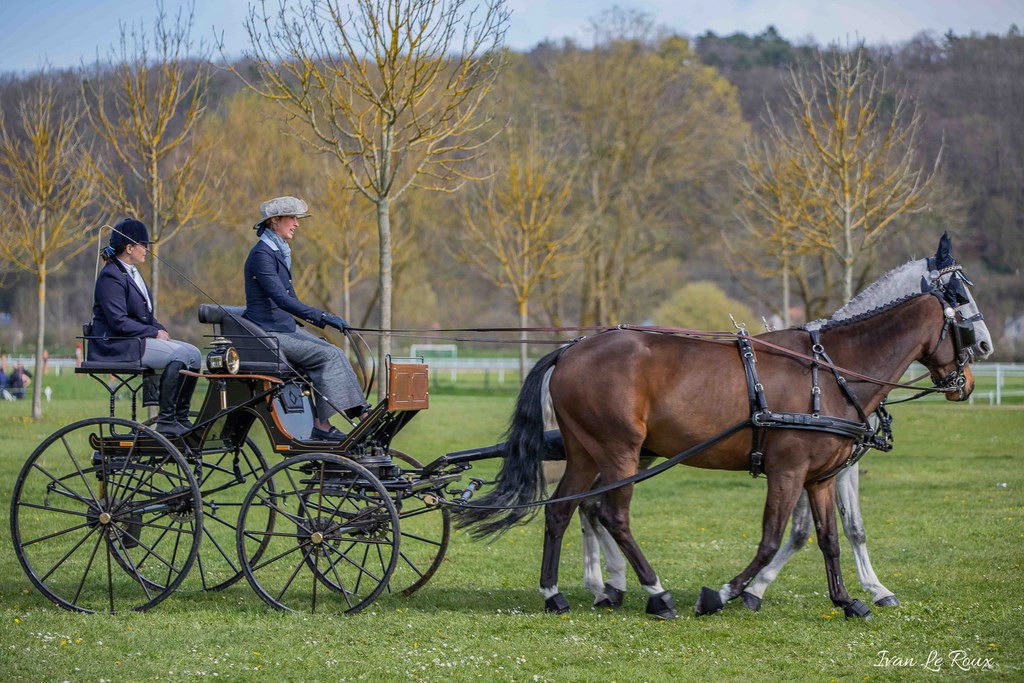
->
[89, 260, 165, 362]
[243, 240, 327, 333]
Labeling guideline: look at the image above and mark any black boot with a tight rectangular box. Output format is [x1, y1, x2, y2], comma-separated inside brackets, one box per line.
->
[156, 362, 188, 437]
[174, 373, 198, 430]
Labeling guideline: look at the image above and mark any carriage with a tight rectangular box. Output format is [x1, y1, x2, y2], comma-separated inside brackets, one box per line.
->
[9, 234, 991, 619]
[9, 304, 484, 614]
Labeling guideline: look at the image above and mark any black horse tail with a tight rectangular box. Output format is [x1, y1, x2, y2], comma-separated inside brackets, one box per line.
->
[454, 344, 568, 540]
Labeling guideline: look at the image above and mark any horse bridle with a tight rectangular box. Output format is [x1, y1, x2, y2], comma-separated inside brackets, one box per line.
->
[921, 261, 979, 399]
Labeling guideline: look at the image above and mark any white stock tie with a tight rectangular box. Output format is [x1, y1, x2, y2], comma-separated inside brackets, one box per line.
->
[128, 266, 152, 312]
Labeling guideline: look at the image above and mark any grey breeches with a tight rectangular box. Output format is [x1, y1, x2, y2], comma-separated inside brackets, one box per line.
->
[267, 327, 366, 421]
[142, 338, 202, 371]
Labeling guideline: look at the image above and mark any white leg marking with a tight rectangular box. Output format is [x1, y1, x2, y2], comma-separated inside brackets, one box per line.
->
[539, 584, 560, 599]
[642, 578, 665, 596]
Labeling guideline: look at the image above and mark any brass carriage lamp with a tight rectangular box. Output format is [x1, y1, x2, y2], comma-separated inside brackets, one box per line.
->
[206, 337, 241, 375]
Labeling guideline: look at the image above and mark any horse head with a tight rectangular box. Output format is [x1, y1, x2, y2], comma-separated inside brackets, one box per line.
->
[923, 232, 992, 359]
[917, 285, 977, 402]
[831, 232, 993, 360]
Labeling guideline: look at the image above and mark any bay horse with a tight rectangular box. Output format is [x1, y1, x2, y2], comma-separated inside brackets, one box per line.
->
[456, 239, 982, 620]
[552, 233, 992, 612]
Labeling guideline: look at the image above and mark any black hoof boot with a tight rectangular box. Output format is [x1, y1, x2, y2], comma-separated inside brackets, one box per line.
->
[645, 591, 678, 620]
[695, 586, 724, 616]
[874, 595, 900, 607]
[843, 599, 872, 620]
[544, 593, 570, 615]
[740, 591, 762, 612]
[594, 583, 626, 609]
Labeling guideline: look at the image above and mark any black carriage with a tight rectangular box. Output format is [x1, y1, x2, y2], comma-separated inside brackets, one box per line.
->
[9, 305, 474, 614]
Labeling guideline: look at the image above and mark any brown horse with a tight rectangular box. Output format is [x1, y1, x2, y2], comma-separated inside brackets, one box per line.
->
[455, 268, 978, 620]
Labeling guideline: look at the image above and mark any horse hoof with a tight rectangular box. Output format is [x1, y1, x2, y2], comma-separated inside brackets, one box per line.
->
[544, 593, 571, 615]
[843, 599, 872, 620]
[874, 595, 900, 608]
[594, 583, 626, 609]
[645, 591, 678, 620]
[740, 591, 762, 612]
[694, 586, 724, 616]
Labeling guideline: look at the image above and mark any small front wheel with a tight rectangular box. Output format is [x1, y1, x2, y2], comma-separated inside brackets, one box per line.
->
[237, 454, 399, 614]
[10, 417, 202, 613]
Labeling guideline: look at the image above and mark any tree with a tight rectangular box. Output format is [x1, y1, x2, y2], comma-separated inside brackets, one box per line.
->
[81, 2, 214, 315]
[764, 46, 941, 308]
[0, 75, 94, 420]
[452, 121, 582, 379]
[237, 0, 510, 396]
[546, 11, 748, 326]
[652, 281, 755, 332]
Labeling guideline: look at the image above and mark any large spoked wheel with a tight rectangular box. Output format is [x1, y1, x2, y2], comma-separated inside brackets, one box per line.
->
[10, 417, 202, 613]
[237, 453, 399, 614]
[189, 436, 273, 592]
[387, 450, 451, 597]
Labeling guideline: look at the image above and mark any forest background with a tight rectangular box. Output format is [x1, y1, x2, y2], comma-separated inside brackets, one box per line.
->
[0, 9, 1021, 373]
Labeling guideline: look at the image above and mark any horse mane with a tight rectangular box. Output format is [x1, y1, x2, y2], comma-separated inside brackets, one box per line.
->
[803, 258, 927, 332]
[814, 293, 923, 332]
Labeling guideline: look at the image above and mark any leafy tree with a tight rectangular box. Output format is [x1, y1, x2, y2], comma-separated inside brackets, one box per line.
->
[652, 281, 755, 332]
[236, 0, 510, 396]
[0, 75, 94, 420]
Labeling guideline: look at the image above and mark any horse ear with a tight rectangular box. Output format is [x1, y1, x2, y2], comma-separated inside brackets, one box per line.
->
[920, 276, 933, 294]
[934, 232, 953, 268]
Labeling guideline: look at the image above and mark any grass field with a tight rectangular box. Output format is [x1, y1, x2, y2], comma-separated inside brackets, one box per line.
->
[0, 374, 1022, 682]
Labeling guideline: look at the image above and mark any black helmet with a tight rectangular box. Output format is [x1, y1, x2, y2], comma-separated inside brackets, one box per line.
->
[109, 218, 153, 250]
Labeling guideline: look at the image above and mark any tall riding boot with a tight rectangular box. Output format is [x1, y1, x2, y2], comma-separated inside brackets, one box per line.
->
[156, 361, 188, 437]
[174, 373, 198, 430]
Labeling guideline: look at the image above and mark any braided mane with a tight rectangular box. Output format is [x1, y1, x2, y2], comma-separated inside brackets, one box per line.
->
[814, 293, 923, 332]
[803, 258, 928, 332]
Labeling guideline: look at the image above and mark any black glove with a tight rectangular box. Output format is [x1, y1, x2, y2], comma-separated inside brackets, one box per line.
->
[321, 313, 350, 332]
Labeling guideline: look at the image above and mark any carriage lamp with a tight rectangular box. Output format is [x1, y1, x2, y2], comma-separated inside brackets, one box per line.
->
[206, 337, 241, 374]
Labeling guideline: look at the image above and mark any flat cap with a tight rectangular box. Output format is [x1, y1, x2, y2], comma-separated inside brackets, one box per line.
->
[254, 196, 312, 229]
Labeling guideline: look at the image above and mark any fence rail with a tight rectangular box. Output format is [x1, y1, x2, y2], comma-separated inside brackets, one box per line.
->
[8, 356, 1024, 404]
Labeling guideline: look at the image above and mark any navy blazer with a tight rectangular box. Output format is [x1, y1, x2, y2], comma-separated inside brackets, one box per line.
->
[243, 239, 326, 333]
[88, 260, 166, 362]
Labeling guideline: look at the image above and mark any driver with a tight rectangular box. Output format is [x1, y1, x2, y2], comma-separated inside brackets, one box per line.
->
[243, 196, 370, 441]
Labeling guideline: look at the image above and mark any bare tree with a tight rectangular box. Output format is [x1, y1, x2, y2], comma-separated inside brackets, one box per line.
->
[775, 46, 941, 304]
[452, 122, 581, 379]
[81, 1, 214, 315]
[236, 0, 509, 392]
[0, 75, 94, 420]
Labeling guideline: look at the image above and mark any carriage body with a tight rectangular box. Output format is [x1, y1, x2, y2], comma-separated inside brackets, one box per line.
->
[9, 305, 467, 614]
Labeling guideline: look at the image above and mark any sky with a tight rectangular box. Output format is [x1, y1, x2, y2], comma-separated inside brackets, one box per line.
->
[0, 0, 1020, 74]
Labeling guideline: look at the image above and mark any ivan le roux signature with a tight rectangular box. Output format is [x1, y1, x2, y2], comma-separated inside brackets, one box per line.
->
[875, 649, 995, 672]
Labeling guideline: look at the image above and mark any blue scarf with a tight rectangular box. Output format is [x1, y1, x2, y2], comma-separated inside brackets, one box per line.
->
[259, 227, 292, 270]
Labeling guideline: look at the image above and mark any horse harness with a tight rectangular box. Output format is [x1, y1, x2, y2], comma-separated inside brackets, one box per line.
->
[736, 328, 893, 479]
[737, 262, 980, 479]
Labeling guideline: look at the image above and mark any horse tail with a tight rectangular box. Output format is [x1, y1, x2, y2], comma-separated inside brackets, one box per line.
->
[454, 344, 568, 540]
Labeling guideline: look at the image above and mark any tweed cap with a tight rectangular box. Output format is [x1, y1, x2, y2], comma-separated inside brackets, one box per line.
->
[253, 196, 312, 229]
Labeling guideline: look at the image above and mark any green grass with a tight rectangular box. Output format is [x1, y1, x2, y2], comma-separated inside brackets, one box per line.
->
[1, 378, 1022, 682]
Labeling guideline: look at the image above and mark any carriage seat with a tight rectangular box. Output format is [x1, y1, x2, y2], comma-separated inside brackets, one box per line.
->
[197, 304, 288, 375]
[76, 324, 154, 376]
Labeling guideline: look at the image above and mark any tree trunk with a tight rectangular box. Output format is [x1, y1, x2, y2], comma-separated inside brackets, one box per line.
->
[32, 265, 46, 421]
[782, 252, 791, 328]
[377, 196, 392, 403]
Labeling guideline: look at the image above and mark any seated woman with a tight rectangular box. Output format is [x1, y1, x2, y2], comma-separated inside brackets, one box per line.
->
[90, 218, 202, 436]
[244, 196, 370, 441]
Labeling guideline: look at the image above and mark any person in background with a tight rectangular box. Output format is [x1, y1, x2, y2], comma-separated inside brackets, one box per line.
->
[8, 362, 31, 400]
[89, 218, 201, 436]
[244, 196, 370, 441]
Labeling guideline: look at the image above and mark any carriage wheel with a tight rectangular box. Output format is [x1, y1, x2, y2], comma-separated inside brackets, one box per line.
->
[188, 437, 273, 592]
[143, 413, 275, 592]
[237, 454, 399, 614]
[387, 450, 451, 596]
[9, 417, 202, 613]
